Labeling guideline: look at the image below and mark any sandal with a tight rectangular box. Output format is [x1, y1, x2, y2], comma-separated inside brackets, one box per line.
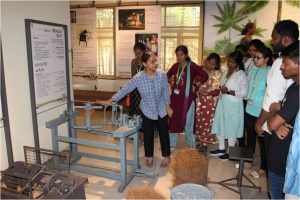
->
[145, 157, 153, 168]
[250, 170, 266, 179]
[160, 157, 171, 168]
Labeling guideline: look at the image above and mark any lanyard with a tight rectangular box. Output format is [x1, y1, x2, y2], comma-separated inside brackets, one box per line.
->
[221, 68, 238, 87]
[246, 60, 255, 75]
[136, 64, 143, 74]
[176, 62, 186, 86]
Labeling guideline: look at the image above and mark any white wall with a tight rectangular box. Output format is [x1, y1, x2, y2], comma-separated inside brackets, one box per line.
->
[1, 1, 72, 168]
[73, 76, 129, 92]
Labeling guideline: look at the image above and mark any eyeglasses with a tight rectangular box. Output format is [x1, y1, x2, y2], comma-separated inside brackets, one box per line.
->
[254, 56, 264, 60]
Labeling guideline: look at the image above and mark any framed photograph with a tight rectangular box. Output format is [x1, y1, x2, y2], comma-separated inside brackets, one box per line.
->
[135, 33, 158, 56]
[119, 9, 145, 30]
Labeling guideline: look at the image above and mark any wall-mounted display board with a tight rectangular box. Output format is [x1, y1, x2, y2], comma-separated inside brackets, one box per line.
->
[70, 8, 97, 77]
[115, 5, 161, 78]
[25, 19, 72, 149]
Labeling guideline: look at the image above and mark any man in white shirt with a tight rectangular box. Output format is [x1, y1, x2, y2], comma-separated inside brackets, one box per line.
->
[255, 20, 298, 199]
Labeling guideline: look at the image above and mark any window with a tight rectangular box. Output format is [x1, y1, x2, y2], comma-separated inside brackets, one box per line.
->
[161, 6, 203, 71]
[96, 8, 115, 78]
[96, 5, 203, 78]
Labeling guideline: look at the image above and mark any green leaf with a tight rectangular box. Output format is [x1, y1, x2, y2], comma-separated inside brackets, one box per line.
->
[216, 3, 225, 17]
[255, 27, 267, 37]
[285, 0, 300, 8]
[237, 1, 269, 15]
[217, 26, 229, 34]
[211, 15, 223, 21]
[231, 2, 236, 18]
[212, 1, 247, 36]
[232, 24, 242, 32]
[214, 37, 238, 56]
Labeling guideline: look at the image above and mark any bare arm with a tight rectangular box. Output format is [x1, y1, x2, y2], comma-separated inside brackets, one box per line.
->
[267, 102, 283, 132]
[255, 109, 270, 136]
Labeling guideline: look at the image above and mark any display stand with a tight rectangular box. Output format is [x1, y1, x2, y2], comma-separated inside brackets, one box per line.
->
[25, 19, 72, 153]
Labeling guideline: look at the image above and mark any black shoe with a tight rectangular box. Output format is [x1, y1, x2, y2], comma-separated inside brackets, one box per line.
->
[218, 153, 229, 161]
[209, 149, 226, 156]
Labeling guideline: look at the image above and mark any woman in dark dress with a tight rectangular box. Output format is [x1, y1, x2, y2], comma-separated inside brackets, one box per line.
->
[129, 42, 146, 116]
[167, 45, 208, 149]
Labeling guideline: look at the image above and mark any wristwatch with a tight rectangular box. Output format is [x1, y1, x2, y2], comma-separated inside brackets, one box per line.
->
[227, 90, 230, 95]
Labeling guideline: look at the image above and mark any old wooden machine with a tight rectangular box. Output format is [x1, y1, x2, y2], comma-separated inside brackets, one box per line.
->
[0, 146, 88, 199]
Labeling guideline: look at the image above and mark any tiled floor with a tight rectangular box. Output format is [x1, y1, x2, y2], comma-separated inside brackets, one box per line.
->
[70, 109, 268, 199]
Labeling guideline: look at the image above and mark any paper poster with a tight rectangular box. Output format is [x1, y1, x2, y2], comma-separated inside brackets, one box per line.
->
[70, 8, 97, 77]
[29, 22, 68, 113]
[115, 6, 161, 78]
[135, 33, 158, 56]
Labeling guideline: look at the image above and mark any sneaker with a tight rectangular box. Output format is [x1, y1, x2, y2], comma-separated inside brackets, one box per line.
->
[218, 153, 229, 161]
[209, 149, 226, 156]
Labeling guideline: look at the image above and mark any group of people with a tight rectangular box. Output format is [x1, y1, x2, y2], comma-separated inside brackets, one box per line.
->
[99, 19, 299, 199]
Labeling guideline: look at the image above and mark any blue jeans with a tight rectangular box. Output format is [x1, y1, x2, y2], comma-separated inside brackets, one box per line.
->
[169, 101, 196, 148]
[268, 170, 285, 199]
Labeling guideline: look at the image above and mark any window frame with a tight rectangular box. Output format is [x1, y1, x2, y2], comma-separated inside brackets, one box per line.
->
[92, 2, 204, 79]
[96, 8, 116, 80]
[160, 4, 204, 71]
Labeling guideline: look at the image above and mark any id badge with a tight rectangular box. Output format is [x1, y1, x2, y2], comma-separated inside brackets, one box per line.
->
[174, 88, 180, 95]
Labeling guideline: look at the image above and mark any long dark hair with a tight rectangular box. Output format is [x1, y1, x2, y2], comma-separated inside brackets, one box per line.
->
[281, 41, 300, 65]
[248, 39, 264, 50]
[175, 45, 191, 62]
[228, 51, 244, 71]
[141, 52, 152, 63]
[241, 22, 255, 35]
[207, 52, 221, 70]
[133, 42, 146, 51]
[274, 20, 299, 42]
[257, 45, 273, 66]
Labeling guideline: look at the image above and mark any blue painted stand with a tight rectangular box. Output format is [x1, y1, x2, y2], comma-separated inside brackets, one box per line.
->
[46, 103, 142, 193]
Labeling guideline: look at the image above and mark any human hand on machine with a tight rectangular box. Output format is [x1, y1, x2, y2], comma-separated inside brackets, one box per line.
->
[97, 98, 113, 106]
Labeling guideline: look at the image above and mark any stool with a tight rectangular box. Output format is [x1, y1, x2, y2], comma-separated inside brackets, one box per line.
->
[240, 187, 269, 199]
[209, 147, 261, 195]
[170, 183, 212, 200]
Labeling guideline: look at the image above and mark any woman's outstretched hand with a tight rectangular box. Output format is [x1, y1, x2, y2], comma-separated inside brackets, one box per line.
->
[97, 98, 113, 106]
